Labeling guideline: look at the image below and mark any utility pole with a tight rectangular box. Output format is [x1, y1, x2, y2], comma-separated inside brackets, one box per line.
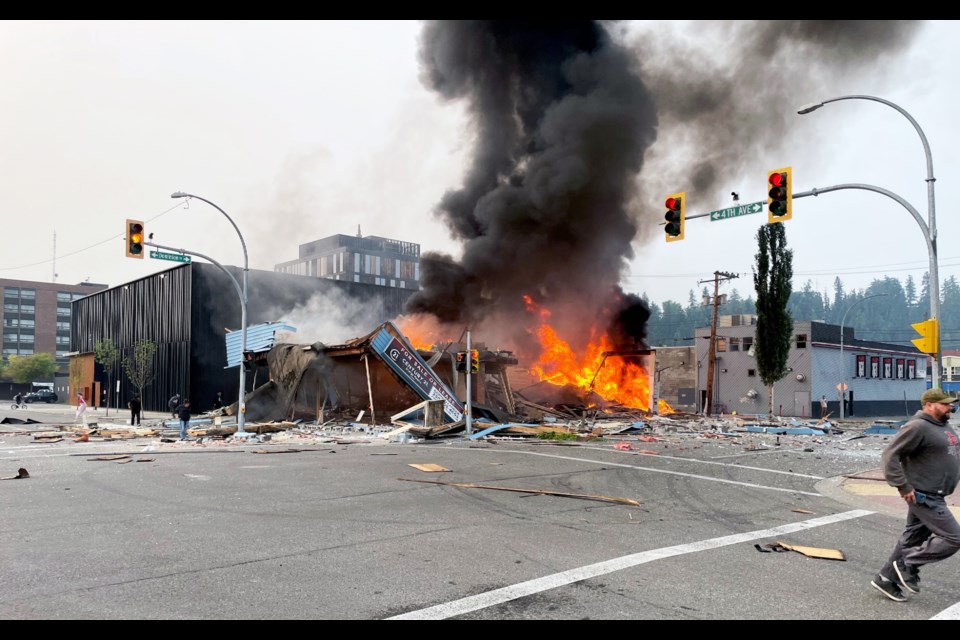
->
[700, 271, 738, 416]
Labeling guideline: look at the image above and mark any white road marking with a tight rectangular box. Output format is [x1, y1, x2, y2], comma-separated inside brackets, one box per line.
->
[451, 447, 823, 497]
[388, 509, 873, 620]
[931, 602, 960, 619]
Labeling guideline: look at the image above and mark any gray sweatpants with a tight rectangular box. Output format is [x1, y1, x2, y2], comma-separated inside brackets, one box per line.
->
[880, 494, 960, 578]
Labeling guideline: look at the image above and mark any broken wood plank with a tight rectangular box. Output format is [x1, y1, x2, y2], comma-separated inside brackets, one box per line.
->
[791, 508, 815, 514]
[407, 463, 451, 472]
[87, 455, 131, 462]
[772, 540, 845, 561]
[398, 477, 640, 507]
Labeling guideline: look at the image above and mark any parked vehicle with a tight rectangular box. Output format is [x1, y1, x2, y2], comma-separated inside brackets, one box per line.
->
[24, 389, 58, 403]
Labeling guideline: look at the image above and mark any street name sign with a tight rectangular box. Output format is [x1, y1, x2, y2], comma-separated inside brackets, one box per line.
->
[150, 251, 192, 264]
[709, 200, 764, 222]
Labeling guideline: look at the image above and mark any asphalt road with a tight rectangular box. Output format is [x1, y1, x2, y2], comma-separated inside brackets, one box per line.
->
[2, 404, 959, 620]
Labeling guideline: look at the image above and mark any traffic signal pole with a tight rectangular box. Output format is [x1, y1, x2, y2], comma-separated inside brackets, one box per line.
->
[145, 239, 251, 436]
[791, 183, 940, 388]
[465, 329, 472, 436]
[171, 192, 251, 437]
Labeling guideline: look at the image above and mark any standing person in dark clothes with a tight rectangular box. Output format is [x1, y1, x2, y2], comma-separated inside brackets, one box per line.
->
[177, 399, 191, 441]
[870, 388, 960, 602]
[128, 394, 142, 426]
[168, 393, 180, 419]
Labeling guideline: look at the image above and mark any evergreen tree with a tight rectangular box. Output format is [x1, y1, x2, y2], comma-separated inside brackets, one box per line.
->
[753, 223, 793, 416]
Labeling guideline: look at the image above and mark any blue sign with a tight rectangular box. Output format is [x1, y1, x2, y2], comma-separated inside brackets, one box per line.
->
[371, 323, 464, 423]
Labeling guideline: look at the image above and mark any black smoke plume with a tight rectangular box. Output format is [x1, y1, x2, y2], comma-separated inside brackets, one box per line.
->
[406, 20, 656, 355]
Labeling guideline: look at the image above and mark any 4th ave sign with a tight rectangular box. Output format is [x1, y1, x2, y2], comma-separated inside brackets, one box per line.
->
[150, 250, 192, 264]
[709, 200, 764, 221]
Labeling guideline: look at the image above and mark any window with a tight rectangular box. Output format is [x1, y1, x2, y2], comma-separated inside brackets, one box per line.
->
[742, 336, 753, 353]
[729, 337, 740, 352]
[883, 357, 892, 378]
[19, 334, 33, 343]
[908, 360, 917, 379]
[57, 307, 71, 317]
[57, 292, 73, 301]
[796, 333, 807, 349]
[897, 359, 905, 379]
[870, 356, 880, 378]
[716, 338, 726, 352]
[56, 321, 69, 331]
[19, 289, 35, 299]
[857, 355, 866, 377]
[56, 336, 70, 345]
[747, 369, 756, 377]
[3, 303, 18, 313]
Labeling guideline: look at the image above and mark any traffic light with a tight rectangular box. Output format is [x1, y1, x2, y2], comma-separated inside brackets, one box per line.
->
[664, 192, 685, 242]
[125, 219, 145, 259]
[911, 318, 938, 354]
[242, 351, 256, 372]
[469, 349, 479, 374]
[767, 167, 792, 223]
[456, 351, 467, 372]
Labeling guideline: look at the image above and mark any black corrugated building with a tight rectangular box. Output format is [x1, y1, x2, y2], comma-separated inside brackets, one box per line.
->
[70, 262, 415, 414]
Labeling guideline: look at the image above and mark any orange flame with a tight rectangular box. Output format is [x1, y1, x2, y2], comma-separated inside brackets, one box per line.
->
[394, 314, 451, 351]
[523, 295, 673, 413]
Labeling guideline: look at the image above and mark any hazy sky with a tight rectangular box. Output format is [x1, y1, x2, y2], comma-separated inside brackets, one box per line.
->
[2, 20, 957, 319]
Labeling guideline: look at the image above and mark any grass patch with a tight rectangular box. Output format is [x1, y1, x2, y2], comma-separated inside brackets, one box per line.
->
[537, 431, 579, 441]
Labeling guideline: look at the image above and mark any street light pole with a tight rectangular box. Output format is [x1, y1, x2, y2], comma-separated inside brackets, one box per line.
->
[170, 192, 250, 437]
[798, 95, 940, 387]
[838, 294, 887, 420]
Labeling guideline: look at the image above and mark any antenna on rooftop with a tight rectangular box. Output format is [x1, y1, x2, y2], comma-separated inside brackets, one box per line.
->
[357, 225, 362, 238]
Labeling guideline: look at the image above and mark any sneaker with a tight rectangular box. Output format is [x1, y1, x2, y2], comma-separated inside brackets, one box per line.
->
[871, 575, 907, 602]
[893, 559, 920, 593]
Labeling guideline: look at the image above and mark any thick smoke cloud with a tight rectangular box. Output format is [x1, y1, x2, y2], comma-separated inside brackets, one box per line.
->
[630, 20, 924, 228]
[407, 20, 657, 355]
[406, 20, 924, 359]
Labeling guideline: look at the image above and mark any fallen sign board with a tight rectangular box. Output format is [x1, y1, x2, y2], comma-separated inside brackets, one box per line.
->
[370, 322, 464, 424]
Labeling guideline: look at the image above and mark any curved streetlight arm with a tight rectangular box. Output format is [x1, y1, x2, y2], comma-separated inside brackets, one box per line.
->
[795, 183, 940, 389]
[171, 192, 249, 269]
[170, 191, 251, 436]
[797, 95, 939, 387]
[144, 241, 243, 302]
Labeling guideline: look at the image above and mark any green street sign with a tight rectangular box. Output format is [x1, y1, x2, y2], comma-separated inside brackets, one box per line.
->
[150, 251, 192, 264]
[709, 200, 764, 221]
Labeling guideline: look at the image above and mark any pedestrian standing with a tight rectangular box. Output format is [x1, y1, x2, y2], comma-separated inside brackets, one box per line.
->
[213, 391, 223, 410]
[168, 393, 180, 419]
[870, 387, 960, 602]
[820, 395, 828, 419]
[129, 394, 142, 426]
[75, 393, 87, 424]
[177, 399, 192, 441]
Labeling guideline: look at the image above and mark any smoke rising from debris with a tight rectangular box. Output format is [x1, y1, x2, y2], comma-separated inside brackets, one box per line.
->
[407, 19, 923, 356]
[407, 20, 656, 356]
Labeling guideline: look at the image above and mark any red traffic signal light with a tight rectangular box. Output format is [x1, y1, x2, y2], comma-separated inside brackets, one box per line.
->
[664, 192, 685, 242]
[242, 351, 256, 372]
[767, 167, 792, 223]
[126, 219, 145, 259]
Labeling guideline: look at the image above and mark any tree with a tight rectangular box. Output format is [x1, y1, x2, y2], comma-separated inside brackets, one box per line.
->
[122, 339, 157, 403]
[753, 222, 793, 416]
[93, 339, 119, 416]
[4, 353, 58, 384]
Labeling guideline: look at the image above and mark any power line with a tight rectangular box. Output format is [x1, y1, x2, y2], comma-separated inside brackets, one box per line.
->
[0, 202, 183, 272]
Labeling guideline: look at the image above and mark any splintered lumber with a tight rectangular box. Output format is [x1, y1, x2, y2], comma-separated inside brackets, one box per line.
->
[408, 463, 451, 472]
[398, 477, 641, 507]
[772, 540, 845, 561]
[87, 455, 132, 462]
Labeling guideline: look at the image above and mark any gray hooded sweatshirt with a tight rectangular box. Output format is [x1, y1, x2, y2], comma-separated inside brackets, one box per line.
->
[882, 410, 960, 497]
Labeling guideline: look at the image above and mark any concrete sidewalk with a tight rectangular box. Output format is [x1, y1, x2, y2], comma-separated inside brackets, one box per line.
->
[828, 471, 960, 519]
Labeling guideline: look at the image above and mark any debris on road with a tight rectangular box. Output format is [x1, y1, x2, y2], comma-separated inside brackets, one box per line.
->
[1, 467, 29, 480]
[399, 477, 641, 507]
[408, 463, 451, 472]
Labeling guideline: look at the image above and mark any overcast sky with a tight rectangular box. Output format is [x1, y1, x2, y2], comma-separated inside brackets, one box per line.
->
[2, 20, 957, 318]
